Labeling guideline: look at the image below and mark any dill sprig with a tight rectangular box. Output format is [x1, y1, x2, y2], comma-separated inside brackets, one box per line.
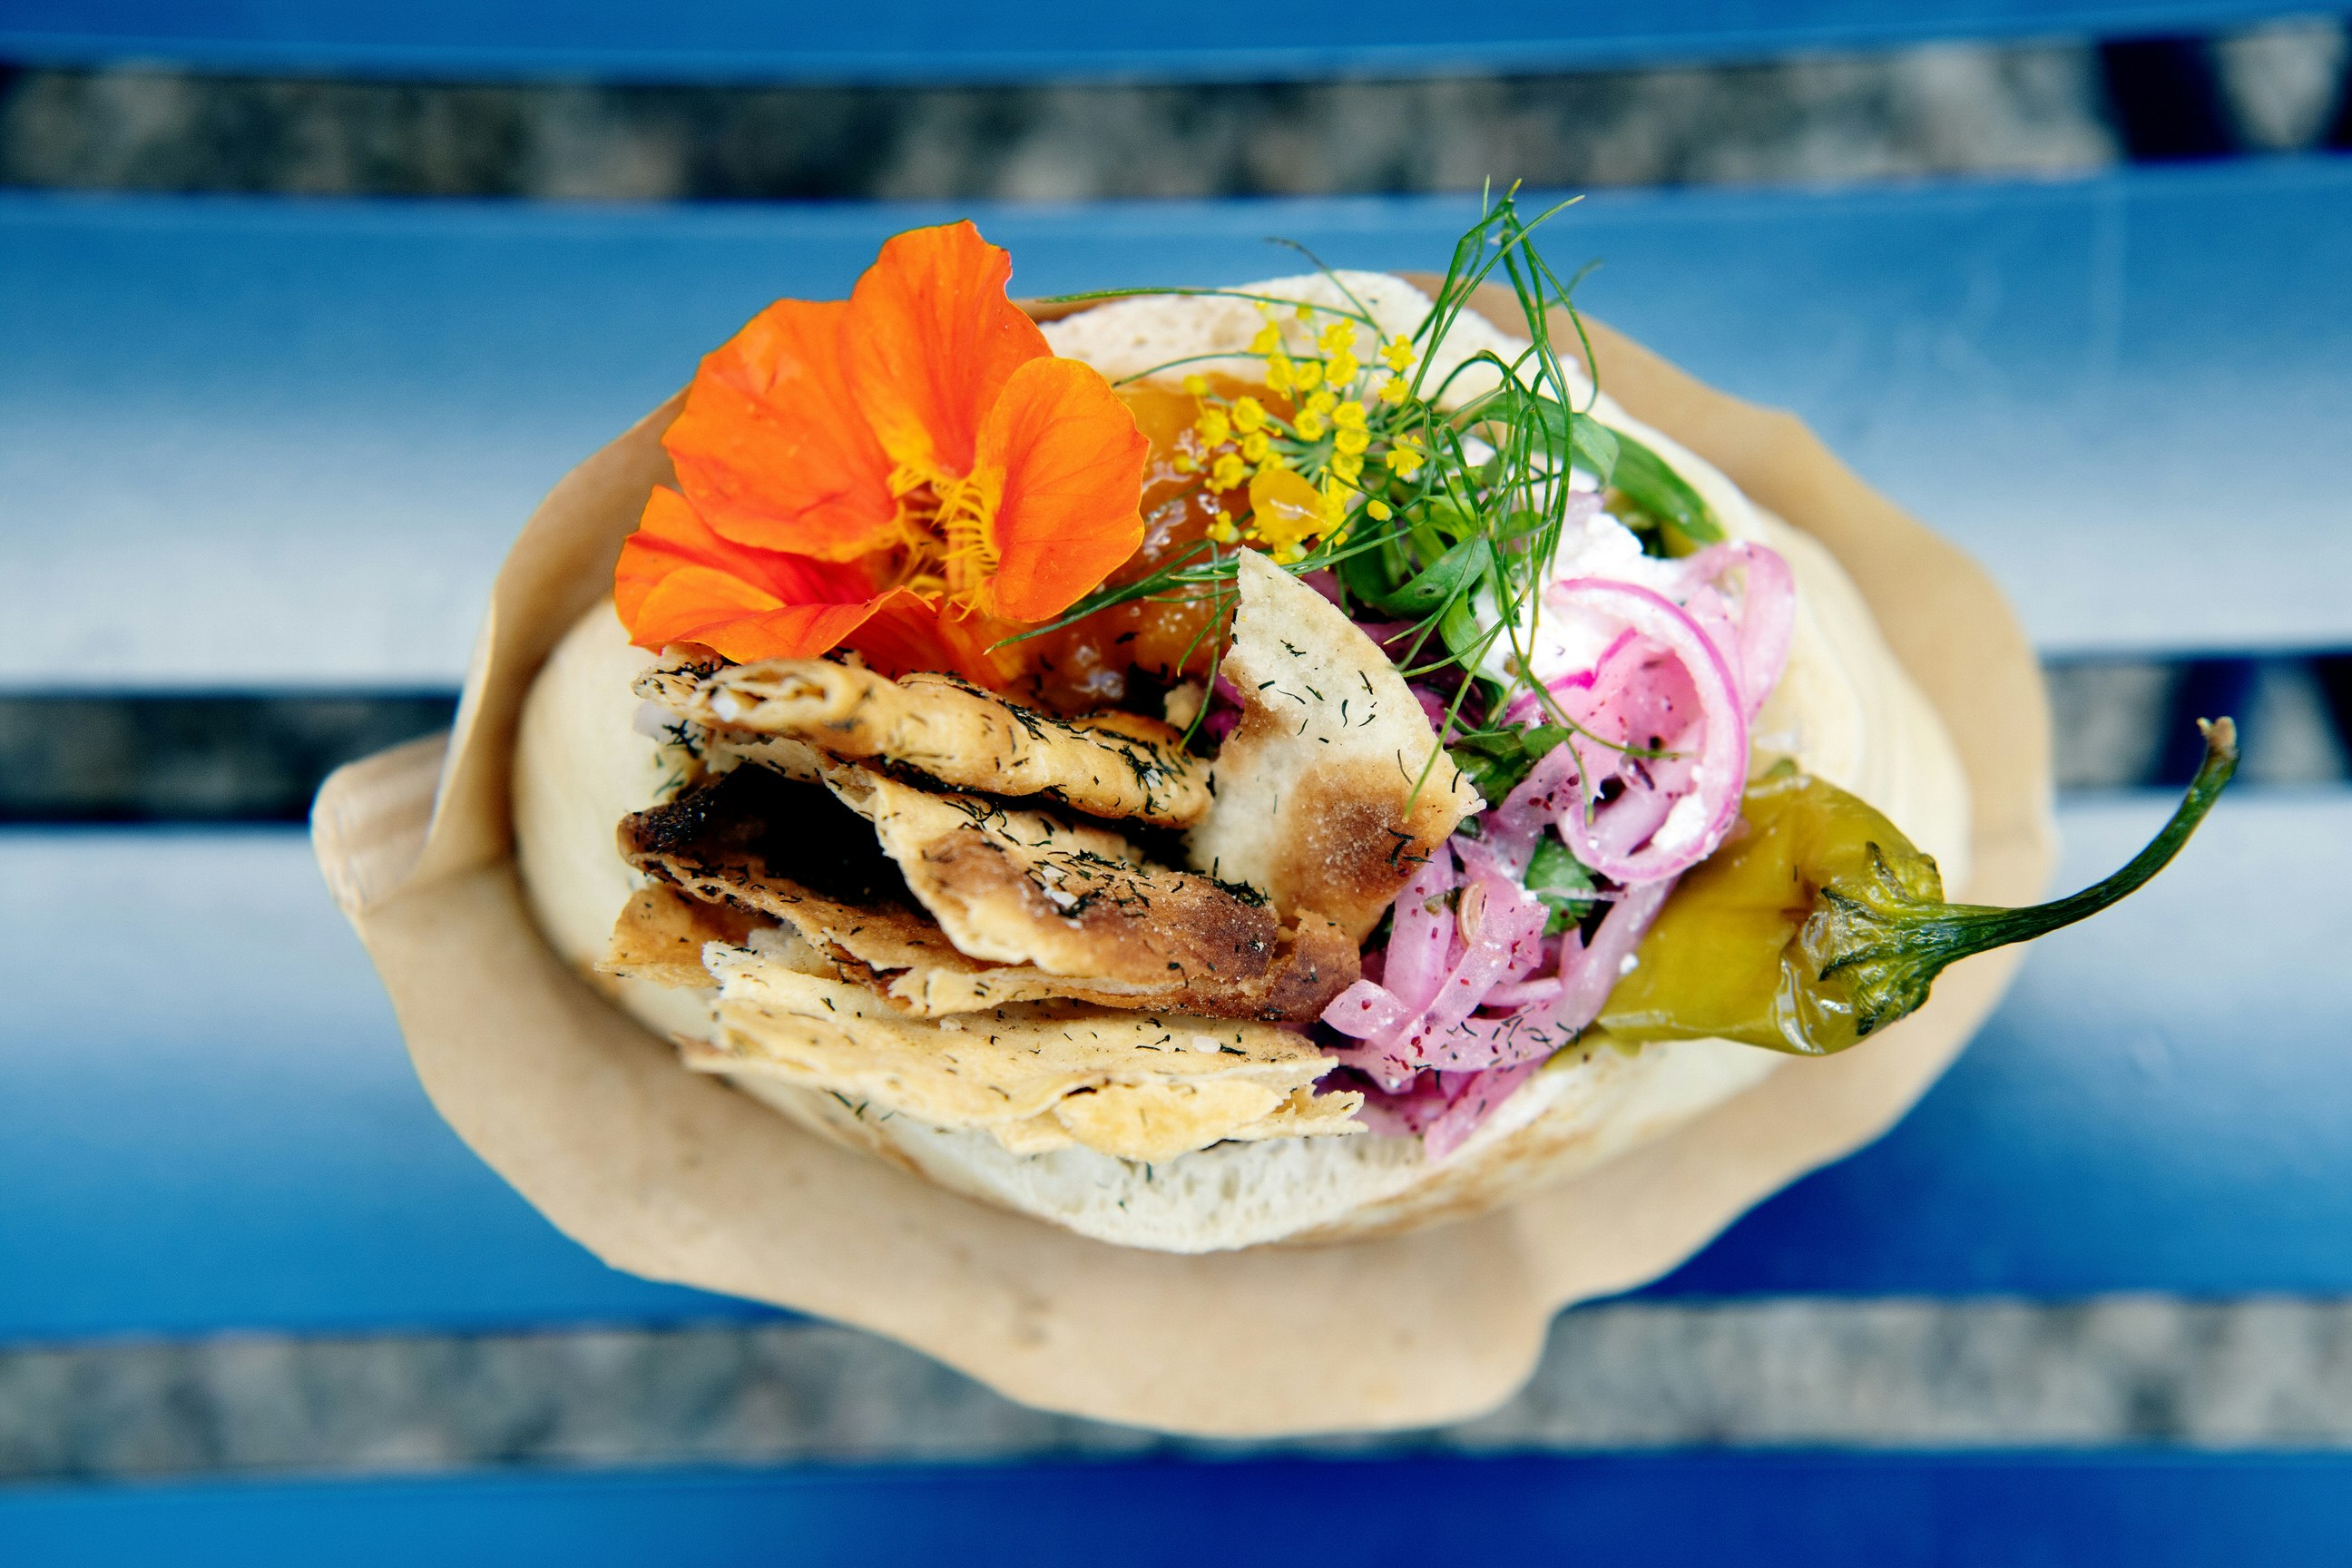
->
[1015, 187, 1724, 755]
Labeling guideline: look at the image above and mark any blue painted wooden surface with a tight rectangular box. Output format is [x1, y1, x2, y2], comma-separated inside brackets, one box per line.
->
[0, 829, 774, 1339]
[2, 790, 2341, 1340]
[5, 159, 2347, 692]
[6, 1452, 2352, 1565]
[1649, 790, 2352, 1298]
[0, 2, 2312, 83]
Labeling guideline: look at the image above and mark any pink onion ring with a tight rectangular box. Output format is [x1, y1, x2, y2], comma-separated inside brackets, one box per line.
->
[1321, 839, 1547, 1089]
[1676, 541, 1794, 720]
[1423, 1058, 1548, 1161]
[1380, 847, 1457, 1014]
[1500, 628, 1634, 730]
[1542, 578, 1746, 885]
[1401, 876, 1672, 1076]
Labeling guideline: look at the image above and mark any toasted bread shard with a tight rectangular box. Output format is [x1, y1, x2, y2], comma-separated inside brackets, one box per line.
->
[632, 644, 723, 710]
[633, 646, 828, 785]
[1187, 550, 1485, 943]
[823, 762, 1258, 980]
[820, 761, 1359, 1018]
[1047, 1080, 1366, 1161]
[615, 765, 1356, 1022]
[642, 656, 1212, 828]
[688, 951, 1361, 1161]
[602, 883, 778, 988]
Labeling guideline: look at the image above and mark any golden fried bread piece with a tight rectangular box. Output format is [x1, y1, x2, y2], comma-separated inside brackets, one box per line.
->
[601, 883, 778, 988]
[616, 767, 1355, 1021]
[687, 954, 1362, 1161]
[821, 761, 1356, 1014]
[1188, 550, 1483, 943]
[654, 657, 1211, 827]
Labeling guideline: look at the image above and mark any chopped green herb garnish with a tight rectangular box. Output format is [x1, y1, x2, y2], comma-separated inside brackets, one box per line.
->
[1525, 835, 1599, 935]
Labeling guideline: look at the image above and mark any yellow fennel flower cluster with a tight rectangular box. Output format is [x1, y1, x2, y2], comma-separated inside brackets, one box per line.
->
[1175, 302, 1432, 564]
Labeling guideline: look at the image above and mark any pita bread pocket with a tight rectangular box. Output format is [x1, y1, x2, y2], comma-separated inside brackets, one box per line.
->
[315, 205, 2092, 1436]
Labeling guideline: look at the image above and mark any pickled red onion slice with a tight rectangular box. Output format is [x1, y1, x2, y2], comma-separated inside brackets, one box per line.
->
[1423, 1058, 1547, 1161]
[1482, 739, 1586, 878]
[1330, 878, 1676, 1154]
[1540, 578, 1746, 886]
[1381, 847, 1457, 1014]
[1322, 532, 1793, 1151]
[1321, 838, 1547, 1090]
[1676, 540, 1794, 720]
[1322, 855, 1668, 1081]
[1320, 979, 1411, 1041]
[1413, 875, 1670, 1077]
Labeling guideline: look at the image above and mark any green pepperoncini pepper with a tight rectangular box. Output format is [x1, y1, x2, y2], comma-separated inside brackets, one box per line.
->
[1597, 718, 2239, 1056]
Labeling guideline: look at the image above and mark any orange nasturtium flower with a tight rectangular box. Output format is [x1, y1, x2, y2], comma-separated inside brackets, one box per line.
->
[613, 221, 1149, 686]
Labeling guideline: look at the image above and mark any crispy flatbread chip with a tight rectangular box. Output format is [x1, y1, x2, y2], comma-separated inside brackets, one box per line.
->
[822, 761, 1356, 1017]
[648, 657, 1211, 828]
[632, 648, 827, 784]
[619, 766, 1355, 1021]
[631, 644, 724, 710]
[1187, 550, 1484, 942]
[616, 764, 917, 913]
[602, 883, 778, 987]
[701, 730, 828, 782]
[688, 952, 1359, 1161]
[1047, 1081, 1364, 1159]
[615, 768, 1055, 1004]
[1222, 1085, 1367, 1141]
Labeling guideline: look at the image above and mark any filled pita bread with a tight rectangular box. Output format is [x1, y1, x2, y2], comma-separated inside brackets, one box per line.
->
[512, 272, 1971, 1252]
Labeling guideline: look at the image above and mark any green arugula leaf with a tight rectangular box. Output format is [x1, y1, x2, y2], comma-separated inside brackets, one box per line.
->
[1606, 433, 1723, 545]
[1525, 835, 1599, 935]
[1446, 723, 1571, 804]
[1512, 397, 1620, 488]
[1437, 598, 1488, 666]
[1336, 541, 1397, 609]
[1355, 536, 1493, 619]
[1568, 416, 1620, 487]
[1516, 397, 1720, 544]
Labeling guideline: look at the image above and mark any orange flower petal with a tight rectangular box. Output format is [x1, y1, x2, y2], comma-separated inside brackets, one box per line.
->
[848, 221, 1050, 483]
[925, 606, 1051, 691]
[659, 590, 926, 668]
[973, 356, 1149, 623]
[835, 596, 985, 683]
[615, 486, 771, 630]
[617, 486, 909, 662]
[662, 299, 900, 563]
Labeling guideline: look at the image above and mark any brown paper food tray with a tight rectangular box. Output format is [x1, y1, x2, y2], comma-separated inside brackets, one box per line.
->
[310, 283, 2054, 1437]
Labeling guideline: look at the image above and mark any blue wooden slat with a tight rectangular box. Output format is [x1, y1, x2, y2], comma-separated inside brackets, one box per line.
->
[1, 790, 2342, 1339]
[1645, 789, 2352, 1297]
[0, 3, 2315, 83]
[6, 1453, 2352, 1566]
[0, 829, 776, 1338]
[5, 160, 2347, 691]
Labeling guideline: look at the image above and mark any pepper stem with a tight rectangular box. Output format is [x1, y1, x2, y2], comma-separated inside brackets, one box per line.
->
[1809, 717, 2238, 1039]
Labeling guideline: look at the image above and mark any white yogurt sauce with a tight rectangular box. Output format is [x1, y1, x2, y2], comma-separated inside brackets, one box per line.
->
[1474, 497, 1684, 691]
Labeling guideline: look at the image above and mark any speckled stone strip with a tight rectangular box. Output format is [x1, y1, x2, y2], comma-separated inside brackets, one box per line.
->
[11, 1298, 2352, 1482]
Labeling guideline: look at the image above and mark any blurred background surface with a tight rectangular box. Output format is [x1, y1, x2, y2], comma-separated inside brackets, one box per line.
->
[4, 5, 2351, 1530]
[3, 16, 2347, 823]
[3, 19, 2346, 200]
